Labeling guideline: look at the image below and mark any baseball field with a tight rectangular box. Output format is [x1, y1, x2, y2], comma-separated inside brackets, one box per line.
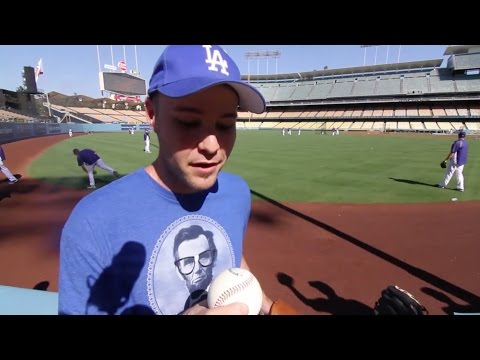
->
[1, 130, 479, 314]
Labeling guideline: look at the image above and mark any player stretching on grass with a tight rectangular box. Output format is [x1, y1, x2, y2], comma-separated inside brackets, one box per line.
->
[73, 148, 120, 189]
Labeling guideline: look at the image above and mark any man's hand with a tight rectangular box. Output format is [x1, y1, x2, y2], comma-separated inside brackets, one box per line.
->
[182, 300, 249, 315]
[268, 299, 299, 315]
[260, 293, 274, 315]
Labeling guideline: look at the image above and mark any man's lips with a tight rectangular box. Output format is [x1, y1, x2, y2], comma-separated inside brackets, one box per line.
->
[190, 162, 221, 176]
[191, 162, 220, 169]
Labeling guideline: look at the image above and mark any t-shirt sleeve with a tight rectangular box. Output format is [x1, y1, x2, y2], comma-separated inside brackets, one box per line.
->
[76, 156, 83, 166]
[58, 215, 107, 315]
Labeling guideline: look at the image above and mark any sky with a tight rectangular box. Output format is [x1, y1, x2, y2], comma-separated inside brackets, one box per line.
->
[0, 45, 448, 99]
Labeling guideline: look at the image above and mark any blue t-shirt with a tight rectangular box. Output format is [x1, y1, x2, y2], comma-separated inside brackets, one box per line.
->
[58, 168, 251, 315]
[77, 149, 100, 166]
[451, 138, 468, 166]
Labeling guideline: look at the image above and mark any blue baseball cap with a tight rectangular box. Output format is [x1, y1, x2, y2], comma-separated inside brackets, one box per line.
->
[147, 45, 266, 114]
[459, 131, 466, 137]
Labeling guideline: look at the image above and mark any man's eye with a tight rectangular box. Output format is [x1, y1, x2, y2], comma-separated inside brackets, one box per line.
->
[178, 121, 199, 128]
[217, 123, 235, 130]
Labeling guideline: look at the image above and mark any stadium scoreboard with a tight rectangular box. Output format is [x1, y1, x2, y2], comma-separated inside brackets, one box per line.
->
[99, 71, 147, 96]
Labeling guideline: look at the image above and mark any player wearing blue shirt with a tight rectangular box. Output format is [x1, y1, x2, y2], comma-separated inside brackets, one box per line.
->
[437, 131, 469, 192]
[73, 148, 120, 189]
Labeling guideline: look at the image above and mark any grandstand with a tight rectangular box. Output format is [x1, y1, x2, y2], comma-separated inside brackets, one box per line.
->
[238, 45, 480, 134]
[29, 92, 145, 125]
[0, 88, 44, 123]
[33, 63, 148, 125]
[2, 45, 479, 133]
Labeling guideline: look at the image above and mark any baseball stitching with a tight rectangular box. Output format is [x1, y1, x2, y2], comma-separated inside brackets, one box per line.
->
[213, 273, 255, 308]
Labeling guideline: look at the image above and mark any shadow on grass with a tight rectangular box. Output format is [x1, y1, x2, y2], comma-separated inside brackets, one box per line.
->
[388, 177, 440, 188]
[35, 173, 123, 190]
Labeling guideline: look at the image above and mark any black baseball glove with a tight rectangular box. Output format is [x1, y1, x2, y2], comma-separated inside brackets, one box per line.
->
[440, 160, 447, 169]
[374, 285, 428, 315]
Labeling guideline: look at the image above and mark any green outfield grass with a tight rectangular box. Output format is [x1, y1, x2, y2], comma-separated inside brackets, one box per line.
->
[28, 131, 480, 203]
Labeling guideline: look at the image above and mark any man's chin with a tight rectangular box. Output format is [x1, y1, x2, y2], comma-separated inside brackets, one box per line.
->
[188, 175, 218, 192]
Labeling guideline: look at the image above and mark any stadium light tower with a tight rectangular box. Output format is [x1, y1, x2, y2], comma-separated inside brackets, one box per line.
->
[244, 50, 281, 82]
[360, 45, 374, 66]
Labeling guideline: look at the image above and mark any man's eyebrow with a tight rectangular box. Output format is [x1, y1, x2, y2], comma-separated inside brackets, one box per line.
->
[173, 106, 237, 119]
[173, 105, 201, 114]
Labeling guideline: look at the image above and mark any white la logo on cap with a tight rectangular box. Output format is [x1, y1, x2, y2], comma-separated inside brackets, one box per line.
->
[203, 45, 229, 76]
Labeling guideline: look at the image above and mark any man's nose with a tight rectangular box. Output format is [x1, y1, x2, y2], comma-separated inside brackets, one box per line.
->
[198, 134, 220, 154]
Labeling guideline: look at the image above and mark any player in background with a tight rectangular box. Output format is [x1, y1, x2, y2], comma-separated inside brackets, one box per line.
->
[72, 148, 120, 189]
[144, 129, 151, 153]
[0, 145, 18, 184]
[437, 130, 469, 192]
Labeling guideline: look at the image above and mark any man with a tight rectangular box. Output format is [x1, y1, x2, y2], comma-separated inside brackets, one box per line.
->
[68, 129, 73, 138]
[73, 148, 120, 189]
[437, 130, 468, 192]
[0, 145, 18, 184]
[59, 45, 275, 315]
[143, 129, 151, 153]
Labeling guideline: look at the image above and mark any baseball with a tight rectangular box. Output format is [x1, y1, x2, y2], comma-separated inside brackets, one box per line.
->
[207, 267, 263, 315]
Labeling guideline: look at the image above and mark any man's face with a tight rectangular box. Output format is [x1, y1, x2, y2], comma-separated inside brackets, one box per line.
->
[146, 85, 238, 193]
[175, 234, 215, 292]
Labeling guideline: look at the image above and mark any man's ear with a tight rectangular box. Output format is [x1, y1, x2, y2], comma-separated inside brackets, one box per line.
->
[145, 97, 155, 127]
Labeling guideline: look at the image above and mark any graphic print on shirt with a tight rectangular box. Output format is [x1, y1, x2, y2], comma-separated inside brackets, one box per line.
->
[147, 215, 235, 314]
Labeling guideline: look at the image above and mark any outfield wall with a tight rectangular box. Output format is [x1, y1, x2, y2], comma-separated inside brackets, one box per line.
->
[0, 122, 150, 145]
